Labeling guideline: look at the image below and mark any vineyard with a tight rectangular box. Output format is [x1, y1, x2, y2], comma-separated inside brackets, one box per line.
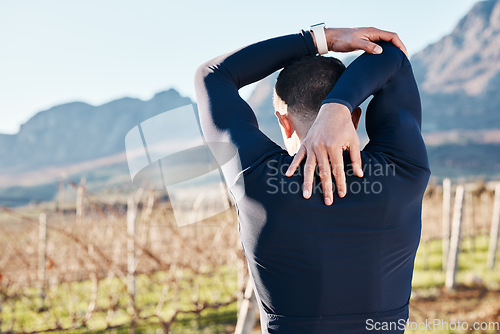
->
[0, 180, 499, 334]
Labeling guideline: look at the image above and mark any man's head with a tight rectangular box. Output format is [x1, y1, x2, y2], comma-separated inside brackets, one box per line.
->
[273, 55, 362, 154]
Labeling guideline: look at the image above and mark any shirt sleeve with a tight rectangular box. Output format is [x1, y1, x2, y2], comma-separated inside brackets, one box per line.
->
[194, 30, 317, 173]
[321, 41, 429, 169]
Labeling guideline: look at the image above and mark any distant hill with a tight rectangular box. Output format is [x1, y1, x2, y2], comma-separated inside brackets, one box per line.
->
[412, 0, 500, 131]
[0, 89, 192, 206]
[0, 89, 191, 174]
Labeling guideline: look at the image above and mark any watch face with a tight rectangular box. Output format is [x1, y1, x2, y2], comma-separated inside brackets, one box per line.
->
[311, 23, 325, 28]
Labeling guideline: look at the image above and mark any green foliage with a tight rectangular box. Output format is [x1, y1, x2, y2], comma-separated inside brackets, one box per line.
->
[1, 268, 238, 333]
[2, 235, 500, 333]
[413, 235, 500, 290]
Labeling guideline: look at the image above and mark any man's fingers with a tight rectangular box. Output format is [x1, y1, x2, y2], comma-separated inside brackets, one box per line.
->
[366, 29, 408, 57]
[329, 147, 346, 198]
[387, 33, 408, 57]
[302, 153, 317, 199]
[286, 146, 306, 177]
[315, 148, 334, 205]
[349, 140, 363, 178]
[355, 39, 383, 55]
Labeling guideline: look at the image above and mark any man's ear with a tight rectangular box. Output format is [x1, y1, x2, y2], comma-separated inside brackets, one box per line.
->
[351, 107, 362, 130]
[275, 111, 294, 138]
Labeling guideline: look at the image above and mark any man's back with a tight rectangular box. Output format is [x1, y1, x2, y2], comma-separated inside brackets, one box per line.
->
[236, 147, 429, 334]
[195, 30, 430, 333]
[239, 149, 428, 315]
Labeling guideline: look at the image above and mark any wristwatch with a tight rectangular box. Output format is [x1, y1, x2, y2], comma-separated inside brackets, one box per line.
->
[310, 23, 328, 55]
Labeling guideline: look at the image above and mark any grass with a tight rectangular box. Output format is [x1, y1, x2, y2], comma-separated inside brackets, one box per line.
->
[1, 268, 239, 333]
[406, 234, 500, 334]
[2, 235, 500, 333]
[412, 234, 500, 290]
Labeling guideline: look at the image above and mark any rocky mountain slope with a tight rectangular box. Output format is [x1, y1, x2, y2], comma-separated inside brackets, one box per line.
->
[0, 89, 191, 175]
[412, 0, 500, 131]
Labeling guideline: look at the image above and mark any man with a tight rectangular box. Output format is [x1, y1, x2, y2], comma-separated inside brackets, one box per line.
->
[195, 25, 430, 334]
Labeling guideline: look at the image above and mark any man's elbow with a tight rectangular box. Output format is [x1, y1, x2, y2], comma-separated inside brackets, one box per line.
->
[195, 54, 230, 85]
[377, 41, 406, 64]
[194, 61, 213, 85]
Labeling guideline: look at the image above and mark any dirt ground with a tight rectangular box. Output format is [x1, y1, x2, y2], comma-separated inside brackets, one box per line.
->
[244, 286, 500, 334]
[410, 285, 500, 331]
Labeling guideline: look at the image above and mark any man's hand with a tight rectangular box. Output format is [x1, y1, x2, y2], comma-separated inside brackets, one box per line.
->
[285, 103, 363, 205]
[312, 27, 408, 56]
[286, 27, 405, 205]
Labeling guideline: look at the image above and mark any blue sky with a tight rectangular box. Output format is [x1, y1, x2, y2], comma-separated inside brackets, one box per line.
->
[0, 0, 480, 134]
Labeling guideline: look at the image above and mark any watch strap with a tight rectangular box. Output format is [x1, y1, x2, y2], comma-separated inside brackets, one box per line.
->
[310, 23, 328, 55]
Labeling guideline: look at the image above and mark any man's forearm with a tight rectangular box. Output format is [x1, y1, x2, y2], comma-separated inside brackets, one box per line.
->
[321, 41, 406, 112]
[312, 27, 405, 56]
[195, 31, 316, 91]
[196, 26, 407, 93]
[194, 30, 319, 171]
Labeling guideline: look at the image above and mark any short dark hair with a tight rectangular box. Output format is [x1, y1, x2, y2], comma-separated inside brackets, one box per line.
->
[274, 55, 345, 121]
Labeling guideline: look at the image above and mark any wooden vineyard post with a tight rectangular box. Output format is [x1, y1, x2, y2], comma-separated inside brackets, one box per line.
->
[445, 185, 465, 290]
[442, 178, 451, 270]
[38, 213, 48, 307]
[234, 278, 258, 334]
[466, 190, 476, 252]
[127, 196, 137, 333]
[76, 177, 86, 223]
[487, 184, 500, 269]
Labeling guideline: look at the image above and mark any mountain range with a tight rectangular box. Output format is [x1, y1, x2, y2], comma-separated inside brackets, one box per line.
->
[413, 0, 500, 131]
[1, 0, 500, 206]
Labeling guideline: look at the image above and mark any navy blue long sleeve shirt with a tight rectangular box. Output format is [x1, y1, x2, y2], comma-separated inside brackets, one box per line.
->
[195, 30, 430, 334]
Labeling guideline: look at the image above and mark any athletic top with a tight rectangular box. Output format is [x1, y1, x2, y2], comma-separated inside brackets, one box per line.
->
[195, 30, 430, 334]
